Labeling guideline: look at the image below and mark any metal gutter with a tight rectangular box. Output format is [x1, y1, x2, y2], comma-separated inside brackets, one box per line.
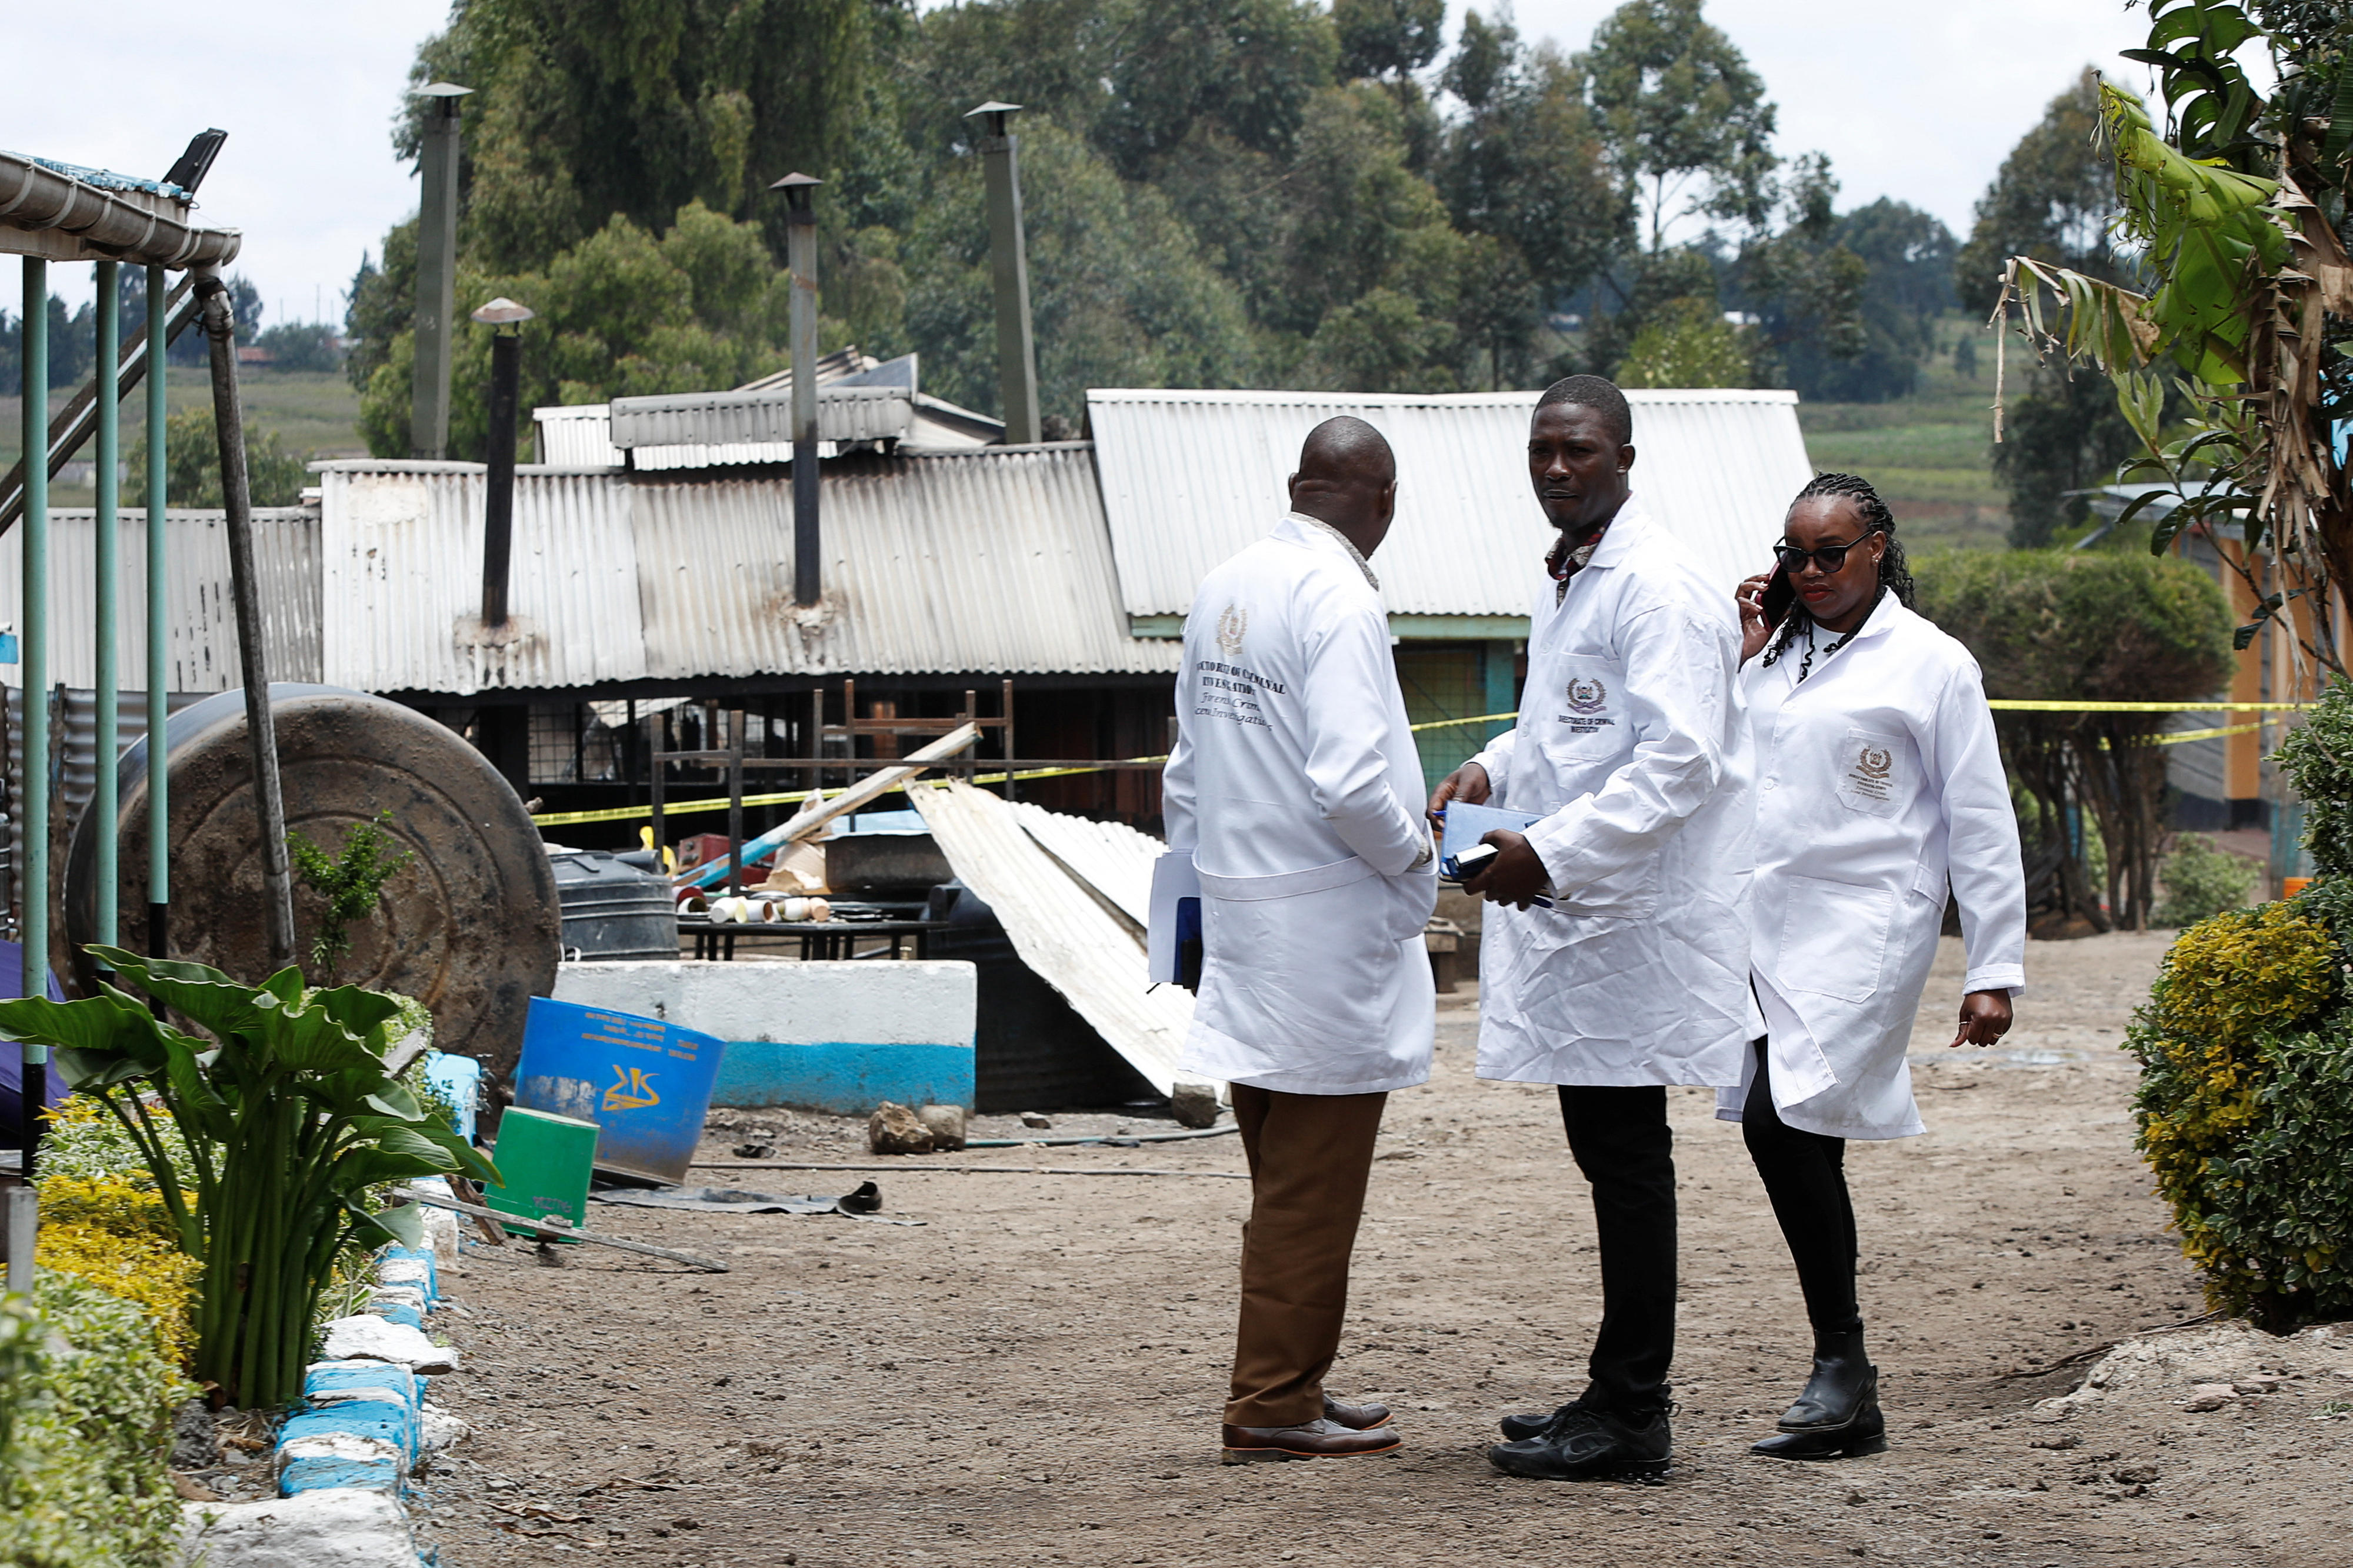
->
[0, 149, 240, 268]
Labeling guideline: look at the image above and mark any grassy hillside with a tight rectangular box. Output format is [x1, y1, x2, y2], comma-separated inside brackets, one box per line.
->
[1, 370, 365, 507]
[1797, 312, 2010, 551]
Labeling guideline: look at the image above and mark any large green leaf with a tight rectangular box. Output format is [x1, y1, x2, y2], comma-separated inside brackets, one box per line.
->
[0, 992, 179, 1077]
[305, 984, 406, 1046]
[248, 993, 381, 1077]
[87, 946, 270, 1040]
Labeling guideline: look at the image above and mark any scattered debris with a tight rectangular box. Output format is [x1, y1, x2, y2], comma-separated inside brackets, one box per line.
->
[918, 1103, 968, 1150]
[1020, 1111, 1054, 1130]
[869, 1101, 936, 1154]
[731, 1142, 776, 1159]
[1169, 1082, 1221, 1129]
[590, 1181, 921, 1224]
[400, 1189, 729, 1272]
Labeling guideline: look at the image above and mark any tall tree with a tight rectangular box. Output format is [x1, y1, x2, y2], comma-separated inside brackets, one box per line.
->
[1956, 68, 2137, 547]
[1334, 0, 1445, 82]
[400, 0, 887, 273]
[1437, 10, 1630, 328]
[1575, 0, 1777, 255]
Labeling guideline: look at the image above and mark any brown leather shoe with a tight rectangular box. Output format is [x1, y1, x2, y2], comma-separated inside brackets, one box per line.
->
[1220, 1418, 1402, 1464]
[1322, 1395, 1392, 1430]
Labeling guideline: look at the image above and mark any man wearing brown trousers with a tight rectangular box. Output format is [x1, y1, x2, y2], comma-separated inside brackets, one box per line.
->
[1160, 417, 1438, 1462]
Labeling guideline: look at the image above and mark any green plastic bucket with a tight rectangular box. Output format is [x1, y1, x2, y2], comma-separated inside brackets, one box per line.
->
[484, 1106, 599, 1238]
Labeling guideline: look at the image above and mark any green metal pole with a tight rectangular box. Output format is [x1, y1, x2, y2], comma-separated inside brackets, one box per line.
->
[146, 266, 168, 960]
[92, 262, 119, 959]
[19, 259, 48, 1173]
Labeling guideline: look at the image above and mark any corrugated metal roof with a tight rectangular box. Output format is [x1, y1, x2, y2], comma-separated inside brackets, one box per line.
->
[609, 385, 915, 448]
[315, 446, 1178, 695]
[535, 395, 1001, 469]
[319, 467, 647, 693]
[912, 781, 1194, 1094]
[1086, 387, 1815, 620]
[0, 507, 321, 690]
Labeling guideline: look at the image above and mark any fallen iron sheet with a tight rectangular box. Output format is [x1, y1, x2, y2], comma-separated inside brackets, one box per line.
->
[913, 782, 1192, 1095]
[590, 1180, 924, 1224]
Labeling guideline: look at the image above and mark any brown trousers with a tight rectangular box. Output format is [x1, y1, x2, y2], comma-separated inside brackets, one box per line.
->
[1225, 1083, 1389, 1427]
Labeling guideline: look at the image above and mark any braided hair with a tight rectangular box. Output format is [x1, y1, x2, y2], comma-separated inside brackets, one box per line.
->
[1761, 472, 1916, 678]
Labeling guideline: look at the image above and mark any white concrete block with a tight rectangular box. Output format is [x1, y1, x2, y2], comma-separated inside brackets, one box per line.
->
[551, 959, 975, 1047]
[179, 1488, 417, 1568]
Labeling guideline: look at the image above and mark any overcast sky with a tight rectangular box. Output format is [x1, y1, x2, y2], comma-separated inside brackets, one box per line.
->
[10, 1, 2213, 323]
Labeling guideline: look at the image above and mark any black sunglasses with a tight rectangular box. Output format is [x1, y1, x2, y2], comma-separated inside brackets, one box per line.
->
[1773, 532, 1878, 575]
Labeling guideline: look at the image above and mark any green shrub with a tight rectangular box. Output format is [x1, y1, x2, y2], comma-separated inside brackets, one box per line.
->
[2155, 833, 2260, 927]
[2128, 901, 2353, 1322]
[0, 1274, 190, 1568]
[2277, 676, 2353, 878]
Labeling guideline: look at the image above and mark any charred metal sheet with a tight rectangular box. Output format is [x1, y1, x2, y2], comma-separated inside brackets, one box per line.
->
[63, 687, 559, 1085]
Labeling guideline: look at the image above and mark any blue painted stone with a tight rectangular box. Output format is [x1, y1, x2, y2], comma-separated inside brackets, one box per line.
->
[282, 1400, 418, 1464]
[371, 1303, 425, 1330]
[709, 1040, 976, 1115]
[378, 1246, 438, 1307]
[303, 1360, 419, 1412]
[279, 1450, 405, 1494]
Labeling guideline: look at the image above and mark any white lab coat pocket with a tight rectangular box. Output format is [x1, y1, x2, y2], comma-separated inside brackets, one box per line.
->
[1197, 856, 1422, 1052]
[1834, 728, 1908, 816]
[1538, 655, 1635, 766]
[1779, 875, 1894, 1003]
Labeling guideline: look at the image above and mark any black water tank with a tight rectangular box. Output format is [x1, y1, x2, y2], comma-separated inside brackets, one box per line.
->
[926, 881, 1154, 1113]
[549, 851, 676, 962]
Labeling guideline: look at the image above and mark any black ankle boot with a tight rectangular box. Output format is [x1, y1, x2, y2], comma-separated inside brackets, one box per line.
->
[1779, 1327, 1872, 1430]
[1751, 1329, 1885, 1462]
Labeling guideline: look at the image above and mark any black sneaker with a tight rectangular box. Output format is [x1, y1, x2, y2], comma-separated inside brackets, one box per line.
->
[1487, 1401, 1671, 1481]
[1498, 1397, 1585, 1443]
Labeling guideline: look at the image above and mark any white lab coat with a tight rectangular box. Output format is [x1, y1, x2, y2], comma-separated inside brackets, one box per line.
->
[1469, 498, 1755, 1088]
[1719, 594, 2027, 1139]
[1161, 513, 1438, 1095]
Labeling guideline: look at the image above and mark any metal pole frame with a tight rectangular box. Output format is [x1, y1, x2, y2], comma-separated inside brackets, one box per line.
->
[146, 265, 169, 962]
[194, 269, 297, 972]
[18, 260, 49, 1175]
[92, 262, 120, 963]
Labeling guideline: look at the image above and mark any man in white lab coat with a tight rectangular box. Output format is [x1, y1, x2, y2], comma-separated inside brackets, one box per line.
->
[1430, 375, 1753, 1482]
[1162, 416, 1438, 1464]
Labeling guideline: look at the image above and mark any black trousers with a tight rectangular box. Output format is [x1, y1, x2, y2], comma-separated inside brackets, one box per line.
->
[1739, 1040, 1863, 1336]
[1557, 1085, 1676, 1416]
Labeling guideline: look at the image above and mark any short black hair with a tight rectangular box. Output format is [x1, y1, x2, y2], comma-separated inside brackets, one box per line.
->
[1535, 375, 1632, 446]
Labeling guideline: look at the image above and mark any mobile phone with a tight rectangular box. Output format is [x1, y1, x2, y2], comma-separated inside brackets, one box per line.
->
[1760, 563, 1795, 626]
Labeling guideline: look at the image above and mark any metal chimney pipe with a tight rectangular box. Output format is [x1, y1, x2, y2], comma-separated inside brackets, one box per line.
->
[472, 296, 535, 626]
[966, 102, 1041, 446]
[409, 82, 472, 460]
[773, 172, 824, 605]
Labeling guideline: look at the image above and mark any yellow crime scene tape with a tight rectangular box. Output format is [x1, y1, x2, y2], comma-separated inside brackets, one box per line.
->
[528, 703, 2301, 829]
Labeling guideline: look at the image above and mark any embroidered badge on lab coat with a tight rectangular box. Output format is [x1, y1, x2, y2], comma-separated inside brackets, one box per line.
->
[1837, 729, 1905, 815]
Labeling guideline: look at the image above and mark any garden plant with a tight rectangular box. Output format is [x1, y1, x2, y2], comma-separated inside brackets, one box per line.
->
[0, 947, 495, 1408]
[2128, 678, 2353, 1326]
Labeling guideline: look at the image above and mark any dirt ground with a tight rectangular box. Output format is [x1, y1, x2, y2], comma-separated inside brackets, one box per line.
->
[411, 932, 2353, 1567]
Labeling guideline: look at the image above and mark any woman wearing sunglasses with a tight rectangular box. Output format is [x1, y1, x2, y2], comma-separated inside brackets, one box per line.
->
[1727, 472, 2025, 1460]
